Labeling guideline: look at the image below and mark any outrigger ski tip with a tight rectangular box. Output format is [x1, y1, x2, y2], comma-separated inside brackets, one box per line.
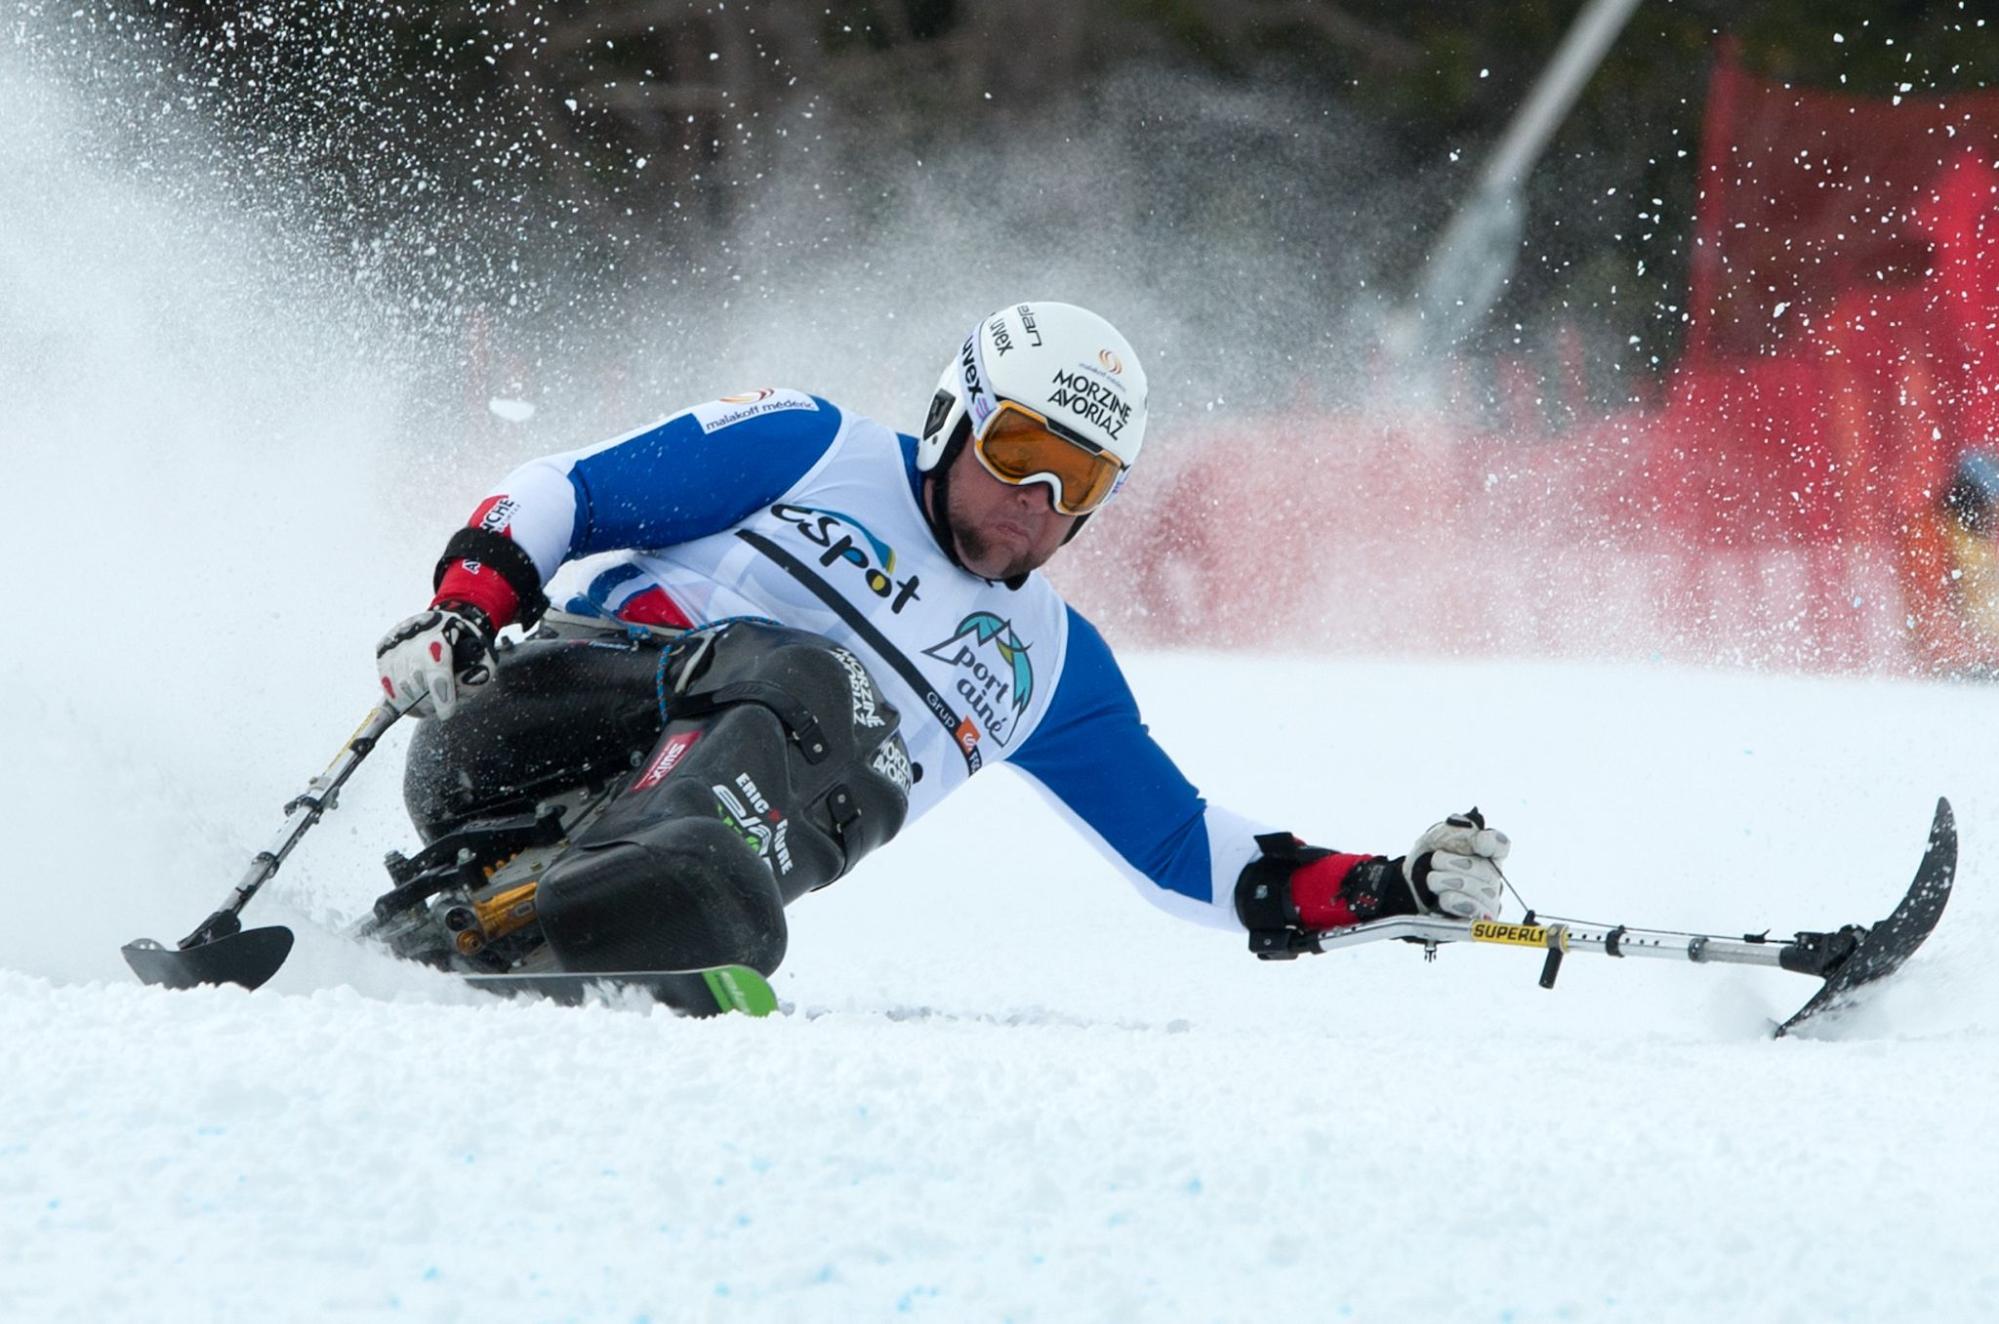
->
[122, 924, 296, 992]
[122, 701, 403, 994]
[1773, 795, 1956, 1036]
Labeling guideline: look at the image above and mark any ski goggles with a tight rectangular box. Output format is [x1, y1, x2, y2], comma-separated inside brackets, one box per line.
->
[970, 400, 1128, 516]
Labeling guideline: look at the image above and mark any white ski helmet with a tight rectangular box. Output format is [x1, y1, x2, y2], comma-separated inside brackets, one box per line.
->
[917, 301, 1150, 501]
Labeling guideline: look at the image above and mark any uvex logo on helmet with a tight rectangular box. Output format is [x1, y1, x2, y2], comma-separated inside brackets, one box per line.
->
[959, 333, 996, 428]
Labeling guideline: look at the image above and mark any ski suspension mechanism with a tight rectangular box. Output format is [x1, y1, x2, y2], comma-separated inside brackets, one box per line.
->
[1255, 798, 1958, 1036]
[120, 699, 777, 1018]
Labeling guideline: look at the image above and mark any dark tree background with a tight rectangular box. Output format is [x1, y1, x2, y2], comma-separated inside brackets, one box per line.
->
[48, 0, 1999, 409]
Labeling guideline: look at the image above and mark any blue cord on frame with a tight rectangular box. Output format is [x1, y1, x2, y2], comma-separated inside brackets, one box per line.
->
[654, 615, 784, 723]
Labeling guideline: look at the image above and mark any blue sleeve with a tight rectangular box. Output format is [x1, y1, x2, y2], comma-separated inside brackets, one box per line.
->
[1009, 608, 1219, 903]
[565, 395, 842, 554]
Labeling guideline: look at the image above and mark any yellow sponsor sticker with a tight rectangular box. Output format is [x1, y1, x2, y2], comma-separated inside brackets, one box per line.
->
[319, 708, 384, 777]
[1470, 920, 1568, 951]
[345, 708, 380, 748]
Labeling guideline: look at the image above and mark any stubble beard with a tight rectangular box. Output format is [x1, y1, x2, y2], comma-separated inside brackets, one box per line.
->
[953, 520, 1041, 582]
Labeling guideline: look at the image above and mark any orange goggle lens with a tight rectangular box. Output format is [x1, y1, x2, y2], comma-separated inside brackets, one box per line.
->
[971, 402, 1127, 516]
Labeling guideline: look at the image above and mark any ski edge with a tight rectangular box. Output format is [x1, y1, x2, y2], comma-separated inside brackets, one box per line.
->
[1774, 795, 1957, 1037]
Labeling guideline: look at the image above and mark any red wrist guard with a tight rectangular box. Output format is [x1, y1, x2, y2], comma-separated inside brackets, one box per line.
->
[432, 558, 520, 630]
[1289, 852, 1375, 929]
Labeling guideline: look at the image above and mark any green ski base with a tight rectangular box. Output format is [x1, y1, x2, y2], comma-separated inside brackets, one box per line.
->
[463, 963, 777, 1017]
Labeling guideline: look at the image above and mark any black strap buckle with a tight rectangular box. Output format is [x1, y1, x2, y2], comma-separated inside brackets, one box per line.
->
[1247, 927, 1323, 961]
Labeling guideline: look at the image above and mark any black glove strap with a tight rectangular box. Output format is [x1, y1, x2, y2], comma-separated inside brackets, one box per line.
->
[435, 527, 551, 628]
[433, 601, 494, 643]
[1235, 832, 1325, 960]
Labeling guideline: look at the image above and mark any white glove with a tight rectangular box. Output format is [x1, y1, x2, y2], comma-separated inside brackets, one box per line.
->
[1402, 809, 1510, 920]
[375, 606, 496, 719]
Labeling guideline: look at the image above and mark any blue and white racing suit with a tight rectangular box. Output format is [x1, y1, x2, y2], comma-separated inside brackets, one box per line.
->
[433, 389, 1274, 931]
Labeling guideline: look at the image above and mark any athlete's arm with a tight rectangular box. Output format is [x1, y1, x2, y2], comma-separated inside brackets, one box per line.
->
[430, 391, 842, 628]
[1006, 608, 1277, 930]
[1007, 609, 1507, 944]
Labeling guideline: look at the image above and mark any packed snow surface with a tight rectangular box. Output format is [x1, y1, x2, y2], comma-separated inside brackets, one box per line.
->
[3, 654, 1995, 1322]
[6, 32, 1996, 1322]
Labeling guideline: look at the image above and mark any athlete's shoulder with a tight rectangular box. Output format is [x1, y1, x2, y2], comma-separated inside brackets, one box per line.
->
[676, 388, 844, 447]
[756, 398, 921, 498]
[554, 389, 850, 545]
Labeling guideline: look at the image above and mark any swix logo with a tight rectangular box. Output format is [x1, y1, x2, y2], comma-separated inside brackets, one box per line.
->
[926, 613, 1033, 748]
[630, 730, 700, 794]
[714, 772, 793, 875]
[471, 496, 518, 535]
[770, 504, 922, 613]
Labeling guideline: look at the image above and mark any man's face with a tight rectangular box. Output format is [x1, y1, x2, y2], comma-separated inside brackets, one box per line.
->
[933, 442, 1079, 581]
